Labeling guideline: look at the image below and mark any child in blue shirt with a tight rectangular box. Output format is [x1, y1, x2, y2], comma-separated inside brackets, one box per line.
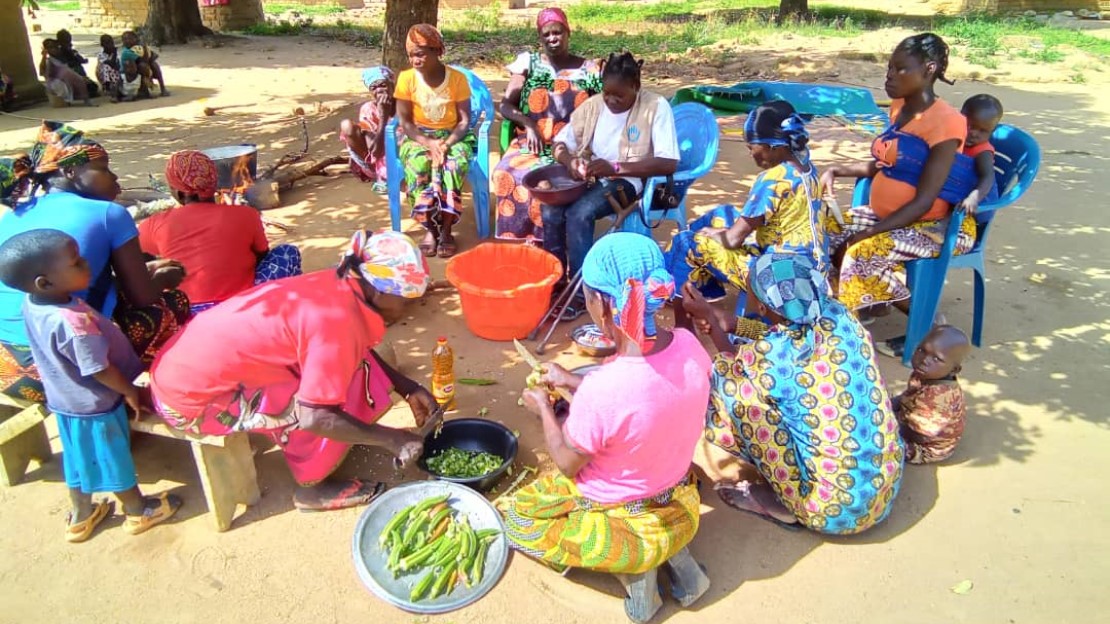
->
[0, 229, 181, 543]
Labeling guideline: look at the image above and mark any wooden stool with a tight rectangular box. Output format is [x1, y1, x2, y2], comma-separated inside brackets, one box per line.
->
[131, 419, 260, 531]
[0, 399, 51, 487]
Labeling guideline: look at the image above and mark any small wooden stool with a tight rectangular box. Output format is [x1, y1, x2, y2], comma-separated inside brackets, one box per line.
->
[131, 419, 260, 531]
[0, 399, 51, 487]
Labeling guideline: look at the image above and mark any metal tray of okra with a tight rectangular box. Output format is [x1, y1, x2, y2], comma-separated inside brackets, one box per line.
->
[352, 480, 510, 614]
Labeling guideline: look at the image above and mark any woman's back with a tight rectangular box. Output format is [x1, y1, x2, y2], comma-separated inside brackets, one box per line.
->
[563, 328, 711, 504]
[138, 202, 266, 304]
[0, 192, 136, 344]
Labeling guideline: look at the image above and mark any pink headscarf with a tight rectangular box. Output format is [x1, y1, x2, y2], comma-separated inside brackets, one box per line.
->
[536, 7, 570, 34]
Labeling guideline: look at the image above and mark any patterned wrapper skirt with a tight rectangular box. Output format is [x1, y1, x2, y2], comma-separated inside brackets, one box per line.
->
[398, 128, 477, 225]
[497, 471, 700, 574]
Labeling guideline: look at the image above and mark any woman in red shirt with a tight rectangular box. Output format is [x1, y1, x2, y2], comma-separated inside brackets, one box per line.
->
[149, 230, 437, 511]
[821, 33, 976, 348]
[139, 150, 302, 314]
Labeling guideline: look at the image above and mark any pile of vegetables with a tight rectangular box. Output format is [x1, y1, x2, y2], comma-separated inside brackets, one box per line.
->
[380, 493, 501, 602]
[426, 448, 504, 479]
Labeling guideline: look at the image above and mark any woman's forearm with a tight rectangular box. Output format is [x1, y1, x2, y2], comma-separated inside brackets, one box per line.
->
[829, 161, 878, 179]
[553, 143, 573, 167]
[722, 216, 760, 249]
[445, 120, 468, 147]
[298, 404, 415, 447]
[400, 119, 425, 143]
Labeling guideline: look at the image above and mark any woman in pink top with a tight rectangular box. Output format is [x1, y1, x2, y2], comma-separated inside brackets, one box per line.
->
[499, 233, 712, 624]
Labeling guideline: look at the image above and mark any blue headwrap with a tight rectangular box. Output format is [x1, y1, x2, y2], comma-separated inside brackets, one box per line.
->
[581, 233, 675, 350]
[750, 252, 827, 327]
[744, 102, 812, 168]
[361, 66, 395, 90]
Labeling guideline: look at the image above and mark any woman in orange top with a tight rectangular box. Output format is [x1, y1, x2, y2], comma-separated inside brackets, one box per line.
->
[394, 24, 476, 258]
[821, 33, 976, 340]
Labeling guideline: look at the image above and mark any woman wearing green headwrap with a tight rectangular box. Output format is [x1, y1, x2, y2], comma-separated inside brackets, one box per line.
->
[685, 252, 904, 535]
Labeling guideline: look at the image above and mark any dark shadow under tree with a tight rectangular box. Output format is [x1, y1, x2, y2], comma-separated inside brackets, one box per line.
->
[145, 0, 212, 45]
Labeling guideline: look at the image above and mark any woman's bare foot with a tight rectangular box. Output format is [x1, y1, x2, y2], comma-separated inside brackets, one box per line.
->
[438, 229, 457, 258]
[715, 480, 800, 529]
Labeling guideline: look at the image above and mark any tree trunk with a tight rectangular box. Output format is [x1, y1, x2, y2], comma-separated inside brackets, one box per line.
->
[145, 0, 212, 46]
[779, 0, 809, 16]
[382, 0, 439, 75]
[1, 0, 45, 106]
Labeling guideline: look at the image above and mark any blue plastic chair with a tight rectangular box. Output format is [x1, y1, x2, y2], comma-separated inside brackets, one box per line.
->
[385, 66, 495, 238]
[621, 102, 720, 236]
[849, 124, 1041, 366]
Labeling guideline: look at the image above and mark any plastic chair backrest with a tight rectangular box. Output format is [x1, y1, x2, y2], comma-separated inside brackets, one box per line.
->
[453, 65, 495, 129]
[969, 124, 1041, 250]
[672, 102, 719, 177]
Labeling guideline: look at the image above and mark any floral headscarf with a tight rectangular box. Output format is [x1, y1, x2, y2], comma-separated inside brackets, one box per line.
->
[342, 230, 430, 299]
[581, 232, 675, 351]
[164, 150, 219, 200]
[0, 121, 107, 207]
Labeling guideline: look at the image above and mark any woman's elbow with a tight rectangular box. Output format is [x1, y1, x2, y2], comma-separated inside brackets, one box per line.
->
[658, 159, 679, 175]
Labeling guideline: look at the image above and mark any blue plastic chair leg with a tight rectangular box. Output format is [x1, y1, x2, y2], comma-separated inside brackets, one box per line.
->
[902, 261, 945, 367]
[385, 121, 405, 232]
[971, 265, 986, 347]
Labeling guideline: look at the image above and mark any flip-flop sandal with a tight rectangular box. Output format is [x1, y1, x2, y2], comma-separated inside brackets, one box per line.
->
[875, 335, 906, 359]
[65, 499, 113, 543]
[123, 492, 182, 536]
[419, 238, 438, 257]
[559, 296, 587, 322]
[437, 238, 458, 258]
[294, 478, 386, 512]
[716, 485, 803, 532]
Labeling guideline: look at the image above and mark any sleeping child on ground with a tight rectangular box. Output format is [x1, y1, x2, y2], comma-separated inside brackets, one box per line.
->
[339, 66, 396, 193]
[0, 229, 181, 543]
[893, 324, 971, 464]
[958, 94, 1004, 214]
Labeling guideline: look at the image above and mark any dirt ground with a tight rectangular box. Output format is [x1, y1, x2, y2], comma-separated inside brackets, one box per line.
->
[1, 12, 1108, 624]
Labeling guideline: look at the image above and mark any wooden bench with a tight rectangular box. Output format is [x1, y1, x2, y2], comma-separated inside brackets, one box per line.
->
[0, 399, 52, 487]
[0, 393, 259, 531]
[130, 419, 260, 532]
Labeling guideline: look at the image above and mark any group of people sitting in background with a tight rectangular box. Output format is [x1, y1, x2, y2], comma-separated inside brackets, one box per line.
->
[0, 13, 1007, 623]
[39, 28, 167, 106]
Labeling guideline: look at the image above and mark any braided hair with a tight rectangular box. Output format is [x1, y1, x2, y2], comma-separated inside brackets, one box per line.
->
[601, 50, 643, 87]
[896, 32, 953, 86]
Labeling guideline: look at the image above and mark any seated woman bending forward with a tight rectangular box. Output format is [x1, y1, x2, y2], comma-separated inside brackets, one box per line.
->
[139, 150, 302, 315]
[543, 51, 678, 319]
[149, 231, 438, 511]
[685, 252, 904, 534]
[499, 233, 711, 624]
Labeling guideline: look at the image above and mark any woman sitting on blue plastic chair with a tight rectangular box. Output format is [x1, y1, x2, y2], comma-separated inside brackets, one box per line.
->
[542, 51, 679, 319]
[664, 101, 825, 331]
[821, 33, 977, 356]
[393, 24, 476, 258]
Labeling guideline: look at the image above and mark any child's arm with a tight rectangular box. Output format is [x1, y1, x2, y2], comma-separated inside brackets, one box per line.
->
[92, 365, 142, 414]
[958, 151, 995, 215]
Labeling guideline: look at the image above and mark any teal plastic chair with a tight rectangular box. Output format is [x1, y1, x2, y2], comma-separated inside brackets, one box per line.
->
[385, 66, 495, 238]
[850, 124, 1042, 366]
[621, 102, 720, 236]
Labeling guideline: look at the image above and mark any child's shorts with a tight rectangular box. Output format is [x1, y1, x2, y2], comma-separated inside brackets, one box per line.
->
[55, 403, 137, 494]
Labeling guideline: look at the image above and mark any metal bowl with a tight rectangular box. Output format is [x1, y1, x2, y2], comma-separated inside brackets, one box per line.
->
[419, 419, 518, 492]
[522, 164, 588, 206]
[570, 323, 617, 358]
[351, 481, 510, 614]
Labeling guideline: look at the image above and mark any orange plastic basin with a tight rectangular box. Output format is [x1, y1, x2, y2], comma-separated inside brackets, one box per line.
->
[446, 243, 563, 341]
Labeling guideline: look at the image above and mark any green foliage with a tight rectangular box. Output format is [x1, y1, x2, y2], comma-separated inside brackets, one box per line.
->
[263, 2, 345, 17]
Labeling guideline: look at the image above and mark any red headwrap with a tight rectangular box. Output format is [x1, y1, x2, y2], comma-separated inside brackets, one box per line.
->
[164, 150, 218, 199]
[406, 24, 445, 55]
[536, 7, 570, 33]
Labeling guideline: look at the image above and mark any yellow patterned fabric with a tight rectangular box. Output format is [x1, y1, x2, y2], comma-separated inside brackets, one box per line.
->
[497, 471, 700, 574]
[826, 205, 976, 311]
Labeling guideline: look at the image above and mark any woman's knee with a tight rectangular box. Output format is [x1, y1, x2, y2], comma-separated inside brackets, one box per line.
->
[339, 118, 357, 138]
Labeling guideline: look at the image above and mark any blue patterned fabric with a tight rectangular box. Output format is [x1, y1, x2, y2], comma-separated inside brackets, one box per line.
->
[581, 233, 675, 341]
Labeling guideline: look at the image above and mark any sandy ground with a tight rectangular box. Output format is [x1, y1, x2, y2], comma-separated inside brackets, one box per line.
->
[1, 12, 1109, 624]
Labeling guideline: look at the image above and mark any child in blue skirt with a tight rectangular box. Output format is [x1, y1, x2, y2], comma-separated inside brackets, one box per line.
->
[0, 229, 181, 543]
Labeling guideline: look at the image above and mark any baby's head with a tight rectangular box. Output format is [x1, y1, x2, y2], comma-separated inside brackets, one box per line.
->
[962, 94, 1003, 149]
[0, 229, 91, 299]
[911, 324, 971, 381]
[123, 59, 139, 78]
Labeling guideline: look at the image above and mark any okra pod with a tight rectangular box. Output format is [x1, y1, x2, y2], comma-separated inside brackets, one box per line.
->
[399, 539, 440, 572]
[470, 536, 491, 585]
[401, 509, 432, 549]
[379, 503, 415, 548]
[409, 567, 437, 602]
[428, 562, 456, 600]
[432, 541, 461, 567]
[411, 493, 450, 517]
[474, 528, 501, 540]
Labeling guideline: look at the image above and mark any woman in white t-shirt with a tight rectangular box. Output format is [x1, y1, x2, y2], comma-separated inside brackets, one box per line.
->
[493, 7, 602, 243]
[546, 51, 679, 319]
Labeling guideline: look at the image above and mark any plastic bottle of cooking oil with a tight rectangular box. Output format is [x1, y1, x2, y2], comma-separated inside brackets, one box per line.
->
[431, 337, 456, 411]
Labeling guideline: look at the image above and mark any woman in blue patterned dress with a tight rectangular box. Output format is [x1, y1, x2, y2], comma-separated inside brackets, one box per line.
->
[685, 252, 904, 534]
